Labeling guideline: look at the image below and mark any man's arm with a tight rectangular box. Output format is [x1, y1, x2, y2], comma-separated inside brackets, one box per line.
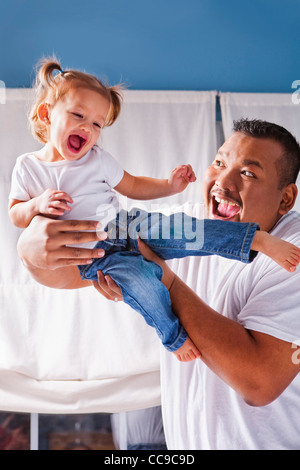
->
[168, 274, 299, 406]
[17, 215, 106, 289]
[136, 239, 300, 406]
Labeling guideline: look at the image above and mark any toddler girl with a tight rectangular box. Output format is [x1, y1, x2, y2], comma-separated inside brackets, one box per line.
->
[9, 58, 300, 362]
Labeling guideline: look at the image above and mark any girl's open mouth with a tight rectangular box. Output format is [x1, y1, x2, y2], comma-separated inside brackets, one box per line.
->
[67, 134, 87, 153]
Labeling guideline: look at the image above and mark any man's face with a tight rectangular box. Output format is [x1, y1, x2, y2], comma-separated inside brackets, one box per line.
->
[203, 132, 288, 232]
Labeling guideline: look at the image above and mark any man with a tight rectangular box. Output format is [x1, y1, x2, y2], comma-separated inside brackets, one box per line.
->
[18, 119, 300, 449]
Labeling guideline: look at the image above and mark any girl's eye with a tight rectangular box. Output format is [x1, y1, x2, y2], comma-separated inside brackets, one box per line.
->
[72, 113, 83, 118]
[93, 122, 101, 129]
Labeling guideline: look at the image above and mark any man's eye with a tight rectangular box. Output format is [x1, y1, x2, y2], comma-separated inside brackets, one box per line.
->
[242, 170, 255, 178]
[215, 160, 224, 167]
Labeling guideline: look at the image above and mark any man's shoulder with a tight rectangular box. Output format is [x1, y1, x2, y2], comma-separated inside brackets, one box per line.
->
[271, 211, 300, 243]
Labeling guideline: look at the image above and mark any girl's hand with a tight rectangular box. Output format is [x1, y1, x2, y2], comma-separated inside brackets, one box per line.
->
[168, 164, 196, 194]
[37, 188, 73, 217]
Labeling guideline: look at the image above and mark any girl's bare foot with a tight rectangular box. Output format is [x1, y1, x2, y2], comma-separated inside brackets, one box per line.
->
[173, 337, 201, 362]
[252, 231, 300, 272]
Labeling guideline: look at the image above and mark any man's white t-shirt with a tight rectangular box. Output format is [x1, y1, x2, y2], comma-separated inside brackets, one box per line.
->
[162, 208, 300, 450]
[9, 146, 124, 247]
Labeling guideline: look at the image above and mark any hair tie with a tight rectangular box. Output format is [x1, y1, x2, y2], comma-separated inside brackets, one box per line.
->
[54, 69, 65, 79]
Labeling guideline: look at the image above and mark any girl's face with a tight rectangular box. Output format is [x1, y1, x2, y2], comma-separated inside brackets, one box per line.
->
[41, 87, 110, 162]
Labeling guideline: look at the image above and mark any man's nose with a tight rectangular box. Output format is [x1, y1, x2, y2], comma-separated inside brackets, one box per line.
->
[215, 169, 238, 192]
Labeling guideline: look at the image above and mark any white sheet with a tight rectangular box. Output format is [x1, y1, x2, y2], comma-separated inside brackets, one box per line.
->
[0, 89, 217, 413]
[220, 92, 300, 213]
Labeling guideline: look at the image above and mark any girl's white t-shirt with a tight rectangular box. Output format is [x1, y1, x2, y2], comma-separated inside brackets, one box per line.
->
[9, 145, 124, 247]
[162, 208, 300, 450]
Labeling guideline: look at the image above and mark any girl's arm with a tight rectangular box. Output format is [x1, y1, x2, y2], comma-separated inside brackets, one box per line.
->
[114, 166, 196, 200]
[9, 198, 43, 228]
[8, 189, 73, 228]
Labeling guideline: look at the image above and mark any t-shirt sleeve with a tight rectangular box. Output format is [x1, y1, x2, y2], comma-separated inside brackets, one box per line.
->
[100, 149, 124, 188]
[8, 157, 31, 201]
[238, 260, 300, 344]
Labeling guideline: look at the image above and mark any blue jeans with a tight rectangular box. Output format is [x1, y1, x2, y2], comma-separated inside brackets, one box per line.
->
[79, 209, 259, 352]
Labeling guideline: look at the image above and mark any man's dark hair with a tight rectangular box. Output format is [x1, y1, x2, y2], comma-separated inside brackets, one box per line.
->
[233, 118, 300, 189]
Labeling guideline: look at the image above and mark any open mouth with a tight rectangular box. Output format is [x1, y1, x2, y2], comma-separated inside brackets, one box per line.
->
[212, 196, 241, 219]
[67, 134, 87, 153]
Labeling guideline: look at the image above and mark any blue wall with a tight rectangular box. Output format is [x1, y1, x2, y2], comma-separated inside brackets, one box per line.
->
[1, 0, 299, 92]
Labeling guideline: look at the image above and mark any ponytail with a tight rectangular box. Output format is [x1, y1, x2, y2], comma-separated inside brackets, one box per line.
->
[29, 56, 65, 143]
[36, 57, 64, 89]
[105, 86, 123, 127]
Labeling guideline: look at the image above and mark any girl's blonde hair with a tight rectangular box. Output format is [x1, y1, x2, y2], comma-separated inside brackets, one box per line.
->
[29, 57, 123, 143]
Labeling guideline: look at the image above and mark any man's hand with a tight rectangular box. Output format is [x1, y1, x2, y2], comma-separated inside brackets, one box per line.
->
[16, 215, 109, 289]
[91, 238, 176, 301]
[91, 271, 123, 301]
[17, 215, 107, 271]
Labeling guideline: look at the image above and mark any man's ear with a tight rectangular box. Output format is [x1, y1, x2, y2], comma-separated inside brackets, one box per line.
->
[279, 183, 298, 215]
[37, 102, 50, 124]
